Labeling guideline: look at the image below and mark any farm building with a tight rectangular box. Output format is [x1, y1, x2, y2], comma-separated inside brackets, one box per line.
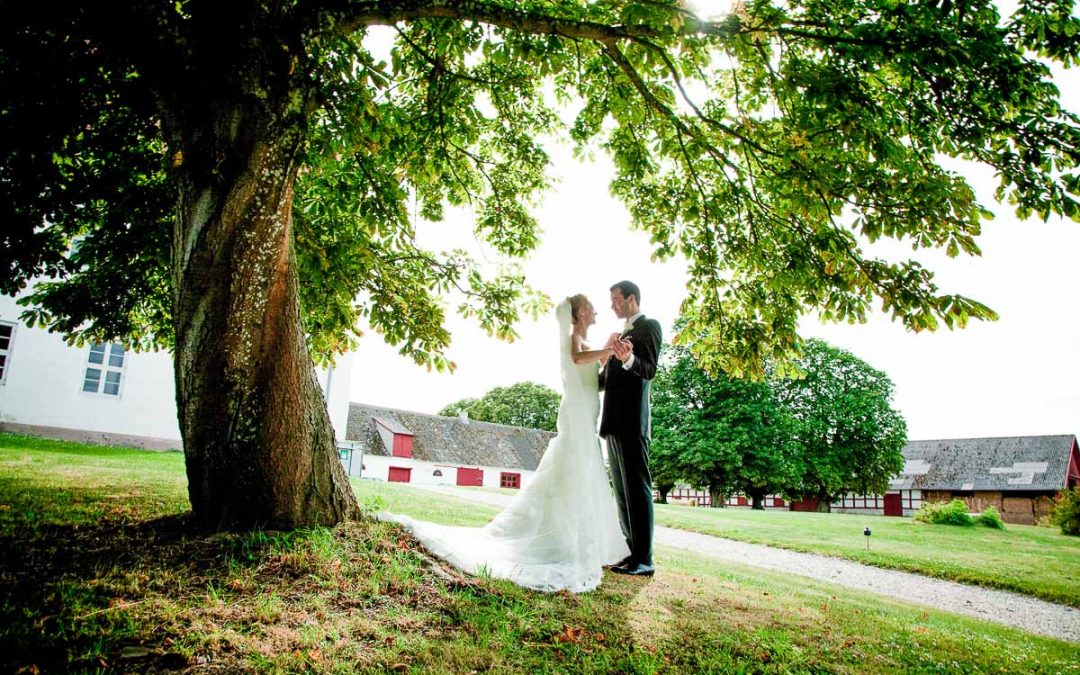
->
[886, 434, 1080, 525]
[665, 435, 1079, 524]
[343, 402, 556, 490]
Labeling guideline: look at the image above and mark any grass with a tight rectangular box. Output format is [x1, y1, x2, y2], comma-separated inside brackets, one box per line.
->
[369, 481, 1080, 607]
[357, 480, 497, 527]
[2, 433, 1078, 673]
[650, 500, 1080, 607]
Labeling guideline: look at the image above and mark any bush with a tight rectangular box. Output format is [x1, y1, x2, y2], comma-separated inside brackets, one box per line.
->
[976, 505, 1005, 529]
[1049, 487, 1080, 536]
[915, 499, 974, 526]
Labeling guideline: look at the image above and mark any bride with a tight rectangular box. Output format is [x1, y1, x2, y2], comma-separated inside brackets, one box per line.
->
[381, 294, 630, 592]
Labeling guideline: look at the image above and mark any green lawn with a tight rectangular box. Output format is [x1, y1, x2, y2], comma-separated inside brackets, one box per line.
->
[0, 433, 189, 528]
[363, 480, 1080, 608]
[3, 435, 1078, 673]
[651, 500, 1080, 607]
[356, 479, 498, 526]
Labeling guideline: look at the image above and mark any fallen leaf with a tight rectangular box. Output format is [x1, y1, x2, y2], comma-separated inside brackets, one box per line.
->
[554, 625, 585, 644]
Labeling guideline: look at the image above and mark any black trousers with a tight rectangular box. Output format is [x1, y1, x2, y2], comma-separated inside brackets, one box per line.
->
[605, 433, 654, 566]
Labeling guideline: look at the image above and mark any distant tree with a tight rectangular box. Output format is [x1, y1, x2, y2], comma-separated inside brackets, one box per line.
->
[438, 398, 479, 419]
[651, 360, 689, 504]
[652, 346, 798, 508]
[441, 382, 560, 431]
[648, 435, 681, 505]
[772, 339, 907, 512]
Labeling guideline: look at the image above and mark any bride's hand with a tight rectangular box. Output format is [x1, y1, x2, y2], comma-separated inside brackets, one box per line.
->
[603, 333, 620, 349]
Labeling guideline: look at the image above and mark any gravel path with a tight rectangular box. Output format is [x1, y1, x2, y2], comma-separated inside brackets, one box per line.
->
[406, 484, 1080, 642]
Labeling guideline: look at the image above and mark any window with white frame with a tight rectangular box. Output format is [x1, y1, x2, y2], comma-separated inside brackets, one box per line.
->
[0, 322, 14, 384]
[82, 343, 126, 396]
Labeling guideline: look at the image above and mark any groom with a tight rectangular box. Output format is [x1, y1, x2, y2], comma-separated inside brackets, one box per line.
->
[599, 281, 662, 577]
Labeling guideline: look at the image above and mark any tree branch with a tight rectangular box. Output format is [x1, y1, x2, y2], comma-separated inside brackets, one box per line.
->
[318, 0, 737, 43]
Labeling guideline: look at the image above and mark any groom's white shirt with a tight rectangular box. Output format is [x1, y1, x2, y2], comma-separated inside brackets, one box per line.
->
[621, 312, 643, 370]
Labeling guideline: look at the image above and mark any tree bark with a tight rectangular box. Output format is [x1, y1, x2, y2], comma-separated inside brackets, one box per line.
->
[708, 486, 726, 508]
[656, 484, 671, 504]
[748, 489, 766, 510]
[816, 494, 832, 513]
[169, 85, 359, 529]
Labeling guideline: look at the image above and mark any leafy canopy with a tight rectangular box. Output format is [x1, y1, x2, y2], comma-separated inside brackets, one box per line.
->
[652, 342, 799, 501]
[652, 337, 905, 505]
[439, 381, 561, 431]
[771, 338, 908, 502]
[2, 0, 1078, 375]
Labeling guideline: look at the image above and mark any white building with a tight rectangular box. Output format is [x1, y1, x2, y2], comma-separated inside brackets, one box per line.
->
[0, 292, 353, 449]
[344, 403, 555, 490]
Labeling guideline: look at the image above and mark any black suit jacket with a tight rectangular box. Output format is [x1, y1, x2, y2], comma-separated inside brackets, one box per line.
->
[599, 315, 662, 439]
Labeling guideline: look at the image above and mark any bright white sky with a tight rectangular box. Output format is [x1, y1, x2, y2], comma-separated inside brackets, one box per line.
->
[350, 12, 1080, 442]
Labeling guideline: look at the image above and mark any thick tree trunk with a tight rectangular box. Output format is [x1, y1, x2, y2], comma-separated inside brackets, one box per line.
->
[748, 489, 766, 510]
[816, 494, 832, 513]
[708, 486, 726, 508]
[656, 484, 671, 504]
[170, 94, 359, 530]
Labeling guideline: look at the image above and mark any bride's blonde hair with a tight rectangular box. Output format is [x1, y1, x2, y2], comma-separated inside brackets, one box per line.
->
[565, 294, 589, 323]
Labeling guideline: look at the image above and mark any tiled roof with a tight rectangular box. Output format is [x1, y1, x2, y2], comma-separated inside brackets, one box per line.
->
[890, 434, 1079, 492]
[373, 416, 413, 436]
[346, 403, 555, 470]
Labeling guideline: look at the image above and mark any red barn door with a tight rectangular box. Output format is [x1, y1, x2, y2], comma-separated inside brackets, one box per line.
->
[388, 467, 412, 483]
[884, 493, 903, 516]
[457, 467, 483, 486]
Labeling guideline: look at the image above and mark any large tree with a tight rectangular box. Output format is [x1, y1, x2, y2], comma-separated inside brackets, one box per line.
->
[2, 1, 1077, 529]
[772, 338, 907, 511]
[652, 345, 798, 508]
[440, 382, 560, 431]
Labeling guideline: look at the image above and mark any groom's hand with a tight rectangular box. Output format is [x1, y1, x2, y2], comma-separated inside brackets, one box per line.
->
[613, 337, 633, 362]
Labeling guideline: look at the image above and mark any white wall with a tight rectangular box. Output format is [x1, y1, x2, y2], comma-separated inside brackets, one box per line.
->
[1, 292, 353, 446]
[0, 295, 182, 442]
[343, 451, 536, 489]
[314, 353, 354, 443]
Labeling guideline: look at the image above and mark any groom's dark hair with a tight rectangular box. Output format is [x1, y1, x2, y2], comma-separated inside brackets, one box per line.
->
[610, 280, 641, 304]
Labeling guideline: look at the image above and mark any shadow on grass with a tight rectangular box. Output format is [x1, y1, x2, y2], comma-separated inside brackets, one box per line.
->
[0, 487, 654, 673]
[2, 511, 256, 672]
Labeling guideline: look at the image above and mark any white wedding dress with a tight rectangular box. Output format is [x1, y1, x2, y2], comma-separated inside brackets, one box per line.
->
[381, 301, 629, 592]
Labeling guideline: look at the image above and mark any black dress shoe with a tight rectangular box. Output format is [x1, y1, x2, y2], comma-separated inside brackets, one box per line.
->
[620, 563, 654, 576]
[605, 555, 634, 570]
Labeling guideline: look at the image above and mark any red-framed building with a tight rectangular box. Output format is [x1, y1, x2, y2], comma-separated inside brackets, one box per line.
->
[885, 434, 1080, 524]
[341, 403, 552, 490]
[656, 435, 1079, 524]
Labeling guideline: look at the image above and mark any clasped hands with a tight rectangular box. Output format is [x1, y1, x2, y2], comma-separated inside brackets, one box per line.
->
[603, 332, 634, 364]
